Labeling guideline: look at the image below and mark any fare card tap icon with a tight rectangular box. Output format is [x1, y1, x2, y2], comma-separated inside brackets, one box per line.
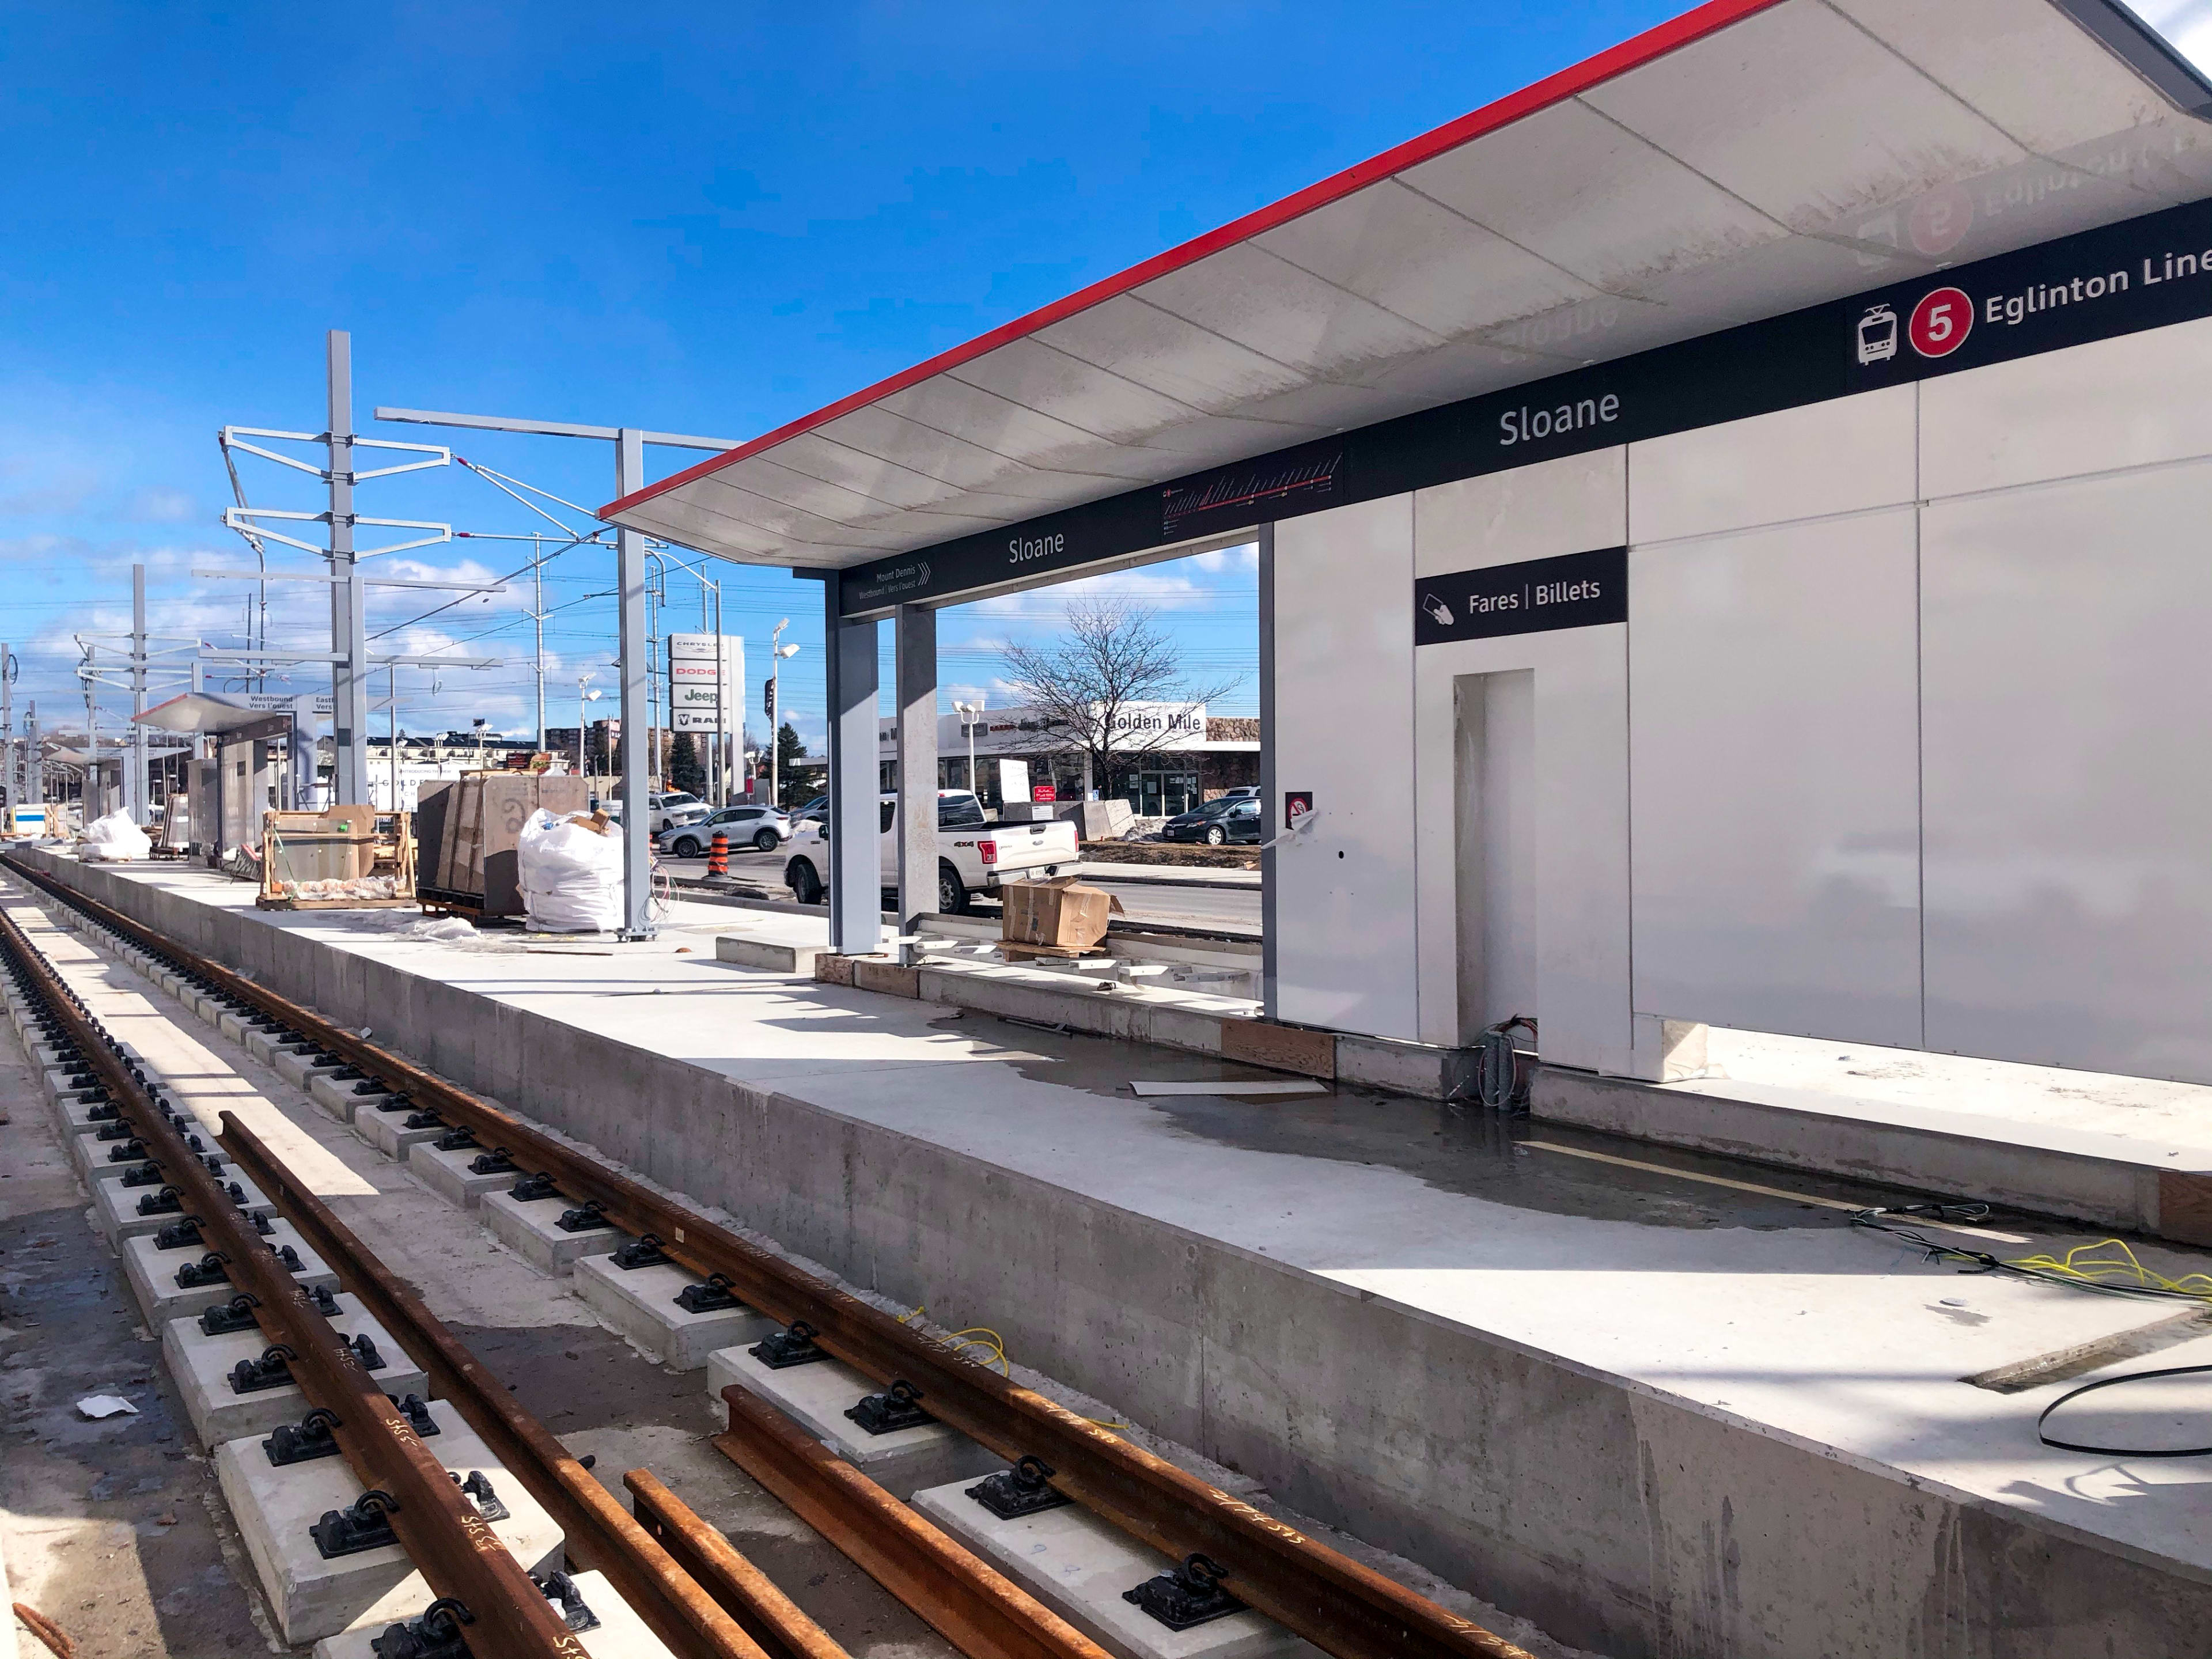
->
[1421, 593, 1455, 627]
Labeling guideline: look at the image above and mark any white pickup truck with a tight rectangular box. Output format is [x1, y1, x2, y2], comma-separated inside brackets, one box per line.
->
[782, 790, 1080, 914]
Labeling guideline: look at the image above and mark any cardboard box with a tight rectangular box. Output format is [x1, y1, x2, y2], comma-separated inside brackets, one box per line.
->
[999, 877, 1123, 951]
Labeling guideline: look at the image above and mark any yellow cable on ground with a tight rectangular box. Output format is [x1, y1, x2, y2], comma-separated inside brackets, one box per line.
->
[2003, 1238, 2212, 1302]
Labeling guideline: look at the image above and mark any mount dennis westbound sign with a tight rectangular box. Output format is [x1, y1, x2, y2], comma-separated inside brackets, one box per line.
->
[837, 195, 2212, 619]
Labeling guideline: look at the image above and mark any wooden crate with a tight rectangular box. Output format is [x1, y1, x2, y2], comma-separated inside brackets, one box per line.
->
[258, 808, 418, 910]
[415, 774, 589, 917]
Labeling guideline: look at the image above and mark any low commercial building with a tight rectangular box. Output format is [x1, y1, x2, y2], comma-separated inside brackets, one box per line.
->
[876, 703, 1259, 814]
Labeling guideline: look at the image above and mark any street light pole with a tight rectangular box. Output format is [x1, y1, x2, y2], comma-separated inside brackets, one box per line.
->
[953, 697, 986, 798]
[768, 620, 800, 812]
[577, 678, 600, 791]
[769, 618, 787, 810]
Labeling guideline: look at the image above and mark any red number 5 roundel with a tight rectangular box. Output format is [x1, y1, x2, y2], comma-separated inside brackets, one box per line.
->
[1908, 287, 1973, 358]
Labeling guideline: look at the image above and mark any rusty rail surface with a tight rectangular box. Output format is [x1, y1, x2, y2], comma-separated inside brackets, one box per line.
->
[3, 853, 1535, 1659]
[714, 1386, 1110, 1659]
[219, 1113, 778, 1659]
[626, 1470, 852, 1659]
[0, 894, 589, 1659]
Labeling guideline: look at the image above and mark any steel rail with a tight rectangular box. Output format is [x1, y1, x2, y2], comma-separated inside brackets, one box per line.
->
[0, 895, 589, 1659]
[624, 1471, 852, 1659]
[1, 856, 1533, 1659]
[713, 1385, 1111, 1659]
[218, 1112, 778, 1659]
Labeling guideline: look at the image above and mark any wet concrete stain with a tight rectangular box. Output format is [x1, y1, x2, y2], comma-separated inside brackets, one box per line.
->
[960, 1010, 1960, 1232]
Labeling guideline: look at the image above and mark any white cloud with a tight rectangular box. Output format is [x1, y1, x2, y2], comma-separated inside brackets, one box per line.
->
[130, 487, 199, 524]
[1191, 542, 1259, 575]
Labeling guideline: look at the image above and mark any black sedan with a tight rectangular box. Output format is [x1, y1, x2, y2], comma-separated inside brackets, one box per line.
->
[1160, 796, 1261, 846]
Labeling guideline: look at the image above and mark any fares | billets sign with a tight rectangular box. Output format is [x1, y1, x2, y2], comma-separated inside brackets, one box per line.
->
[1413, 546, 1626, 646]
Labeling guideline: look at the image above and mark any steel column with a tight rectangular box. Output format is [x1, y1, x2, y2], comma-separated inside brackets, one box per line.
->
[1257, 522, 1278, 1018]
[824, 581, 880, 956]
[129, 565, 148, 821]
[328, 330, 368, 805]
[1, 639, 12, 813]
[615, 430, 656, 938]
[893, 603, 937, 938]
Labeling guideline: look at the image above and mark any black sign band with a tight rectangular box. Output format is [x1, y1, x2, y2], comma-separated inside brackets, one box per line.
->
[840, 194, 2212, 616]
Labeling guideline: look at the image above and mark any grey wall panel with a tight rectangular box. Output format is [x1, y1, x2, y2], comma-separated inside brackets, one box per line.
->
[1414, 626, 1633, 1071]
[1412, 448, 1627, 577]
[1628, 508, 1923, 1046]
[1921, 311, 2212, 499]
[1455, 669, 1539, 1037]
[1922, 461, 2212, 1082]
[1412, 451, 1631, 1064]
[1628, 384, 1916, 543]
[1274, 497, 1419, 1040]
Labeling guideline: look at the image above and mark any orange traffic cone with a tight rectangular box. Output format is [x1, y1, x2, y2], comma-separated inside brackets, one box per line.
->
[707, 829, 729, 878]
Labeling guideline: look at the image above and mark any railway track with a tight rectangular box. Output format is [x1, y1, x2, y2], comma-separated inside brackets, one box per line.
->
[1, 854, 1532, 1659]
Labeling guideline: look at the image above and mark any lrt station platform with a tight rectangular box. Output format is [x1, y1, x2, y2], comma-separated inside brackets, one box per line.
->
[18, 847, 2212, 1659]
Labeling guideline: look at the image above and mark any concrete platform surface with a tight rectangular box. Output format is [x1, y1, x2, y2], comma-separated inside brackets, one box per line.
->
[27, 851, 2212, 1658]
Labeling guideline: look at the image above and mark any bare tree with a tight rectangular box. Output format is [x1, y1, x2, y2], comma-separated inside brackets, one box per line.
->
[998, 600, 1245, 797]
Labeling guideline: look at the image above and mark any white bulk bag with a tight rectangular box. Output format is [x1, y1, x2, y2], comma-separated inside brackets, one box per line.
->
[81, 808, 151, 862]
[516, 808, 623, 932]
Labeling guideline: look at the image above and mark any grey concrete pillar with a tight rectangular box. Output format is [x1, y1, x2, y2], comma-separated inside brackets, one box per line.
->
[894, 603, 938, 933]
[824, 582, 881, 956]
[1257, 524, 1278, 1019]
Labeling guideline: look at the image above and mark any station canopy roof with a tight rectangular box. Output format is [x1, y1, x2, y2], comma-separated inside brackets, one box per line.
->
[133, 693, 291, 738]
[604, 0, 2212, 570]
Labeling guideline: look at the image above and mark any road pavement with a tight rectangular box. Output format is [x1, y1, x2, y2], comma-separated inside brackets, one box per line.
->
[657, 846, 1261, 934]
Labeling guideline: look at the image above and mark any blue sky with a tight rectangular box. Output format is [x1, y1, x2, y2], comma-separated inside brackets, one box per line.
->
[0, 0, 1690, 754]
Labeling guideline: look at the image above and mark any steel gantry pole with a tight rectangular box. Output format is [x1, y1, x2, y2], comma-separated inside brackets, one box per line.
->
[79, 646, 98, 821]
[328, 331, 369, 805]
[1, 640, 13, 816]
[130, 565, 149, 821]
[372, 406, 744, 942]
[533, 535, 547, 751]
[614, 429, 654, 939]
